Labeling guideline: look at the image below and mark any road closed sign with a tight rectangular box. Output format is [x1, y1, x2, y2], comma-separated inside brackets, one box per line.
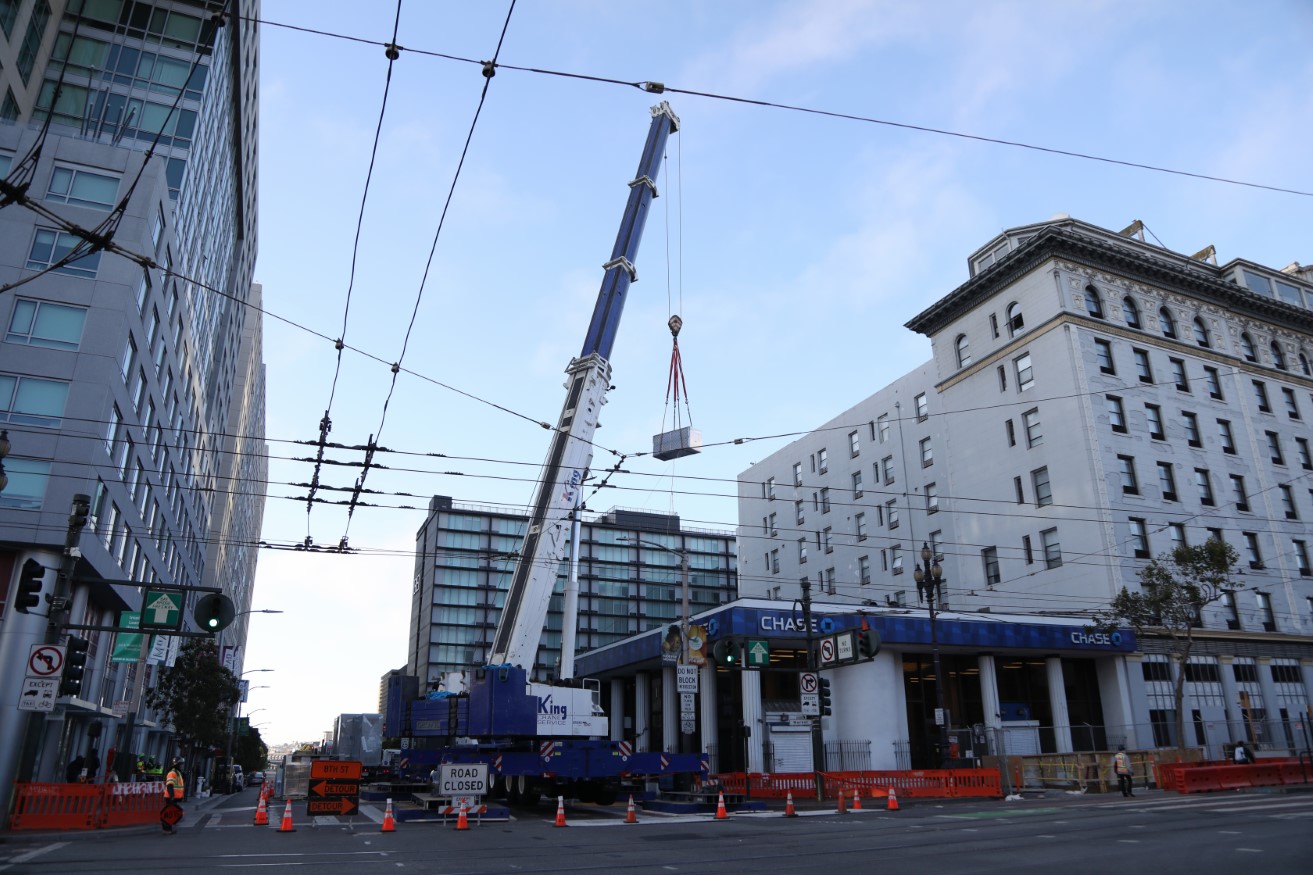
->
[439, 763, 488, 797]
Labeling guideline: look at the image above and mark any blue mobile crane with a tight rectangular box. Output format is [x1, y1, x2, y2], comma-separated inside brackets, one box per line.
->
[387, 102, 704, 806]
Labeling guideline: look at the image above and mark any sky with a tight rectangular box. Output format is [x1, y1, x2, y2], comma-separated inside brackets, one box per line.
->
[241, 0, 1313, 745]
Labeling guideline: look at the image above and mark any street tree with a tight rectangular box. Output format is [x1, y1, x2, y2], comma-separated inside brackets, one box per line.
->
[1091, 538, 1240, 751]
[145, 639, 241, 763]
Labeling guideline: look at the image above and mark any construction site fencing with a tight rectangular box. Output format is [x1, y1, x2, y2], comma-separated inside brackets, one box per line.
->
[9, 781, 166, 831]
[1158, 757, 1312, 794]
[712, 769, 1002, 800]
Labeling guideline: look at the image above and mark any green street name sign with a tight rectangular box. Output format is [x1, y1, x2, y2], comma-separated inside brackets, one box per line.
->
[140, 589, 184, 631]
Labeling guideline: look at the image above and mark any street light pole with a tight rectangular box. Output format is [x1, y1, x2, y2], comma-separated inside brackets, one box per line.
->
[914, 542, 949, 769]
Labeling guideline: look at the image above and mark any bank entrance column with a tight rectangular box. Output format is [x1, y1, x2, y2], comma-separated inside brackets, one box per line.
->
[1046, 657, 1073, 753]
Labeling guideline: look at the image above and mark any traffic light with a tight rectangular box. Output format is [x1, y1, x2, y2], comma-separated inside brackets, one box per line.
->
[857, 627, 881, 660]
[68, 493, 91, 529]
[712, 638, 740, 668]
[193, 593, 236, 634]
[15, 559, 45, 613]
[818, 677, 832, 716]
[61, 637, 89, 697]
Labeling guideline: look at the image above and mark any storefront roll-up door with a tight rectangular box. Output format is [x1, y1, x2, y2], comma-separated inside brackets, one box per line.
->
[769, 726, 813, 773]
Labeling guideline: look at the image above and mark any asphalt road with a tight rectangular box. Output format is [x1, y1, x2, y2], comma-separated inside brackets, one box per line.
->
[2, 786, 1310, 874]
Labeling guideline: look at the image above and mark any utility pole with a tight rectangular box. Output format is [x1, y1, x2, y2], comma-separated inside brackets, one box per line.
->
[801, 577, 824, 800]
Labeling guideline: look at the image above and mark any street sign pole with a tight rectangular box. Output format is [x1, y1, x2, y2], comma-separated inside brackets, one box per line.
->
[801, 578, 825, 801]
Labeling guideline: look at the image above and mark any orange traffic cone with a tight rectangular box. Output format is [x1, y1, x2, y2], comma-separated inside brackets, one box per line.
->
[455, 799, 470, 831]
[852, 788, 862, 811]
[381, 798, 396, 833]
[253, 793, 269, 826]
[554, 796, 568, 828]
[887, 787, 900, 811]
[277, 799, 295, 833]
[624, 794, 638, 824]
[714, 791, 729, 820]
[837, 788, 847, 813]
[784, 791, 798, 817]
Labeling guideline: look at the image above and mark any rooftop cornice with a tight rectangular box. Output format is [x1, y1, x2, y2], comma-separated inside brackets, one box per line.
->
[905, 225, 1313, 336]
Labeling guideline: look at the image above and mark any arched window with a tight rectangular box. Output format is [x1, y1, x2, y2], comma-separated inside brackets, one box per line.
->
[1193, 318, 1210, 348]
[1006, 302, 1024, 336]
[1271, 342, 1286, 371]
[1122, 297, 1141, 329]
[1158, 307, 1177, 339]
[1084, 285, 1104, 319]
[1240, 332, 1257, 362]
[955, 334, 972, 368]
[1300, 352, 1311, 377]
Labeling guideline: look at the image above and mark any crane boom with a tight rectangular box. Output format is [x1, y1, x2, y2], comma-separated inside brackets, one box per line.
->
[488, 102, 679, 669]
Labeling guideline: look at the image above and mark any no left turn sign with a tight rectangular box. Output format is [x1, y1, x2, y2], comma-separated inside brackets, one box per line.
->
[27, 645, 65, 678]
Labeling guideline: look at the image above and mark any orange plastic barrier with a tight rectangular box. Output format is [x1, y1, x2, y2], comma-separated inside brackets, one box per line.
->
[1179, 768, 1223, 794]
[1248, 764, 1284, 788]
[1279, 763, 1310, 786]
[713, 769, 1002, 800]
[1214, 766, 1251, 791]
[9, 782, 166, 831]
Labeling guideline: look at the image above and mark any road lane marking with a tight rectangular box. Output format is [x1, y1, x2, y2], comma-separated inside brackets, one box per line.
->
[0, 843, 69, 872]
[1236, 848, 1262, 853]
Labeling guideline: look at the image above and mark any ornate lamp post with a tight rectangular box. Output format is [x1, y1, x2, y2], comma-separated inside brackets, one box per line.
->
[913, 542, 949, 768]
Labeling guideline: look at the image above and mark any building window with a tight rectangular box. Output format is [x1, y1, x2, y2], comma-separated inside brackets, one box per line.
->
[1022, 535, 1033, 564]
[767, 513, 777, 536]
[1032, 466, 1052, 507]
[793, 462, 803, 486]
[1085, 285, 1104, 319]
[1217, 419, 1236, 454]
[1293, 540, 1311, 577]
[1145, 404, 1165, 440]
[886, 500, 899, 529]
[849, 430, 860, 457]
[982, 547, 1000, 586]
[818, 448, 828, 474]
[1118, 455, 1139, 495]
[856, 513, 867, 541]
[925, 482, 939, 513]
[990, 313, 999, 338]
[1279, 485, 1297, 520]
[820, 487, 831, 514]
[1195, 468, 1215, 506]
[1133, 348, 1153, 383]
[6, 299, 88, 350]
[1130, 518, 1150, 559]
[1193, 317, 1210, 347]
[1122, 296, 1141, 328]
[1095, 338, 1115, 374]
[1005, 419, 1016, 447]
[891, 544, 904, 574]
[46, 165, 120, 210]
[1297, 437, 1312, 470]
[852, 470, 863, 499]
[0, 458, 51, 509]
[16, 1, 52, 82]
[1014, 475, 1025, 504]
[770, 550, 779, 574]
[798, 538, 807, 564]
[1006, 302, 1024, 336]
[1022, 408, 1042, 447]
[882, 456, 894, 484]
[878, 414, 889, 443]
[27, 228, 103, 278]
[1107, 395, 1127, 433]
[823, 527, 833, 553]
[1204, 366, 1223, 400]
[1243, 532, 1262, 568]
[1253, 381, 1271, 413]
[859, 555, 871, 585]
[0, 374, 70, 428]
[997, 365, 1007, 392]
[915, 392, 928, 421]
[1301, 353, 1312, 377]
[1158, 307, 1177, 339]
[1170, 358, 1189, 392]
[1256, 591, 1276, 631]
[1271, 342, 1287, 371]
[1041, 528, 1062, 569]
[1240, 332, 1258, 362]
[1267, 431, 1285, 465]
[920, 437, 933, 467]
[1183, 411, 1201, 447]
[955, 334, 972, 368]
[1015, 353, 1034, 390]
[795, 500, 805, 526]
[1230, 474, 1250, 512]
[1169, 523, 1186, 548]
[1157, 462, 1178, 502]
[1282, 387, 1301, 419]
